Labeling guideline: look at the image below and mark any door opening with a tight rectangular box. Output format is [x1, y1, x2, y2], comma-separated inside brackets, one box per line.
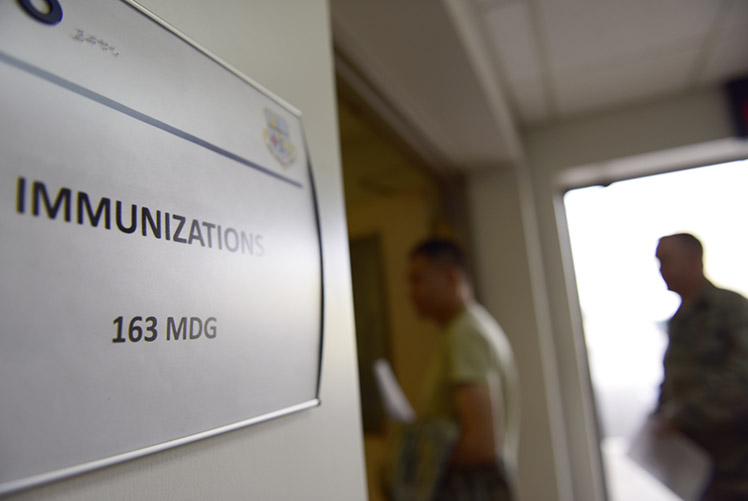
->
[563, 159, 748, 500]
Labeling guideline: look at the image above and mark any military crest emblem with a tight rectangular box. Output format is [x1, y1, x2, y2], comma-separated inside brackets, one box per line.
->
[263, 108, 297, 168]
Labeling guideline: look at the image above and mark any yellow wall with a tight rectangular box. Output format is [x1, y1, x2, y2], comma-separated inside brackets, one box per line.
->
[340, 90, 450, 500]
[347, 195, 439, 406]
[348, 194, 438, 501]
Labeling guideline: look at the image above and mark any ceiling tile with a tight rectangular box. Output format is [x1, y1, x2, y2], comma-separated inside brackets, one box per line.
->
[718, 0, 748, 39]
[474, 0, 523, 9]
[537, 0, 721, 75]
[506, 79, 549, 125]
[484, 3, 543, 84]
[698, 32, 748, 86]
[554, 47, 699, 118]
[697, 1, 748, 85]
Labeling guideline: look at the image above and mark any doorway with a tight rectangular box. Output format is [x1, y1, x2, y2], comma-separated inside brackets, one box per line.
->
[563, 159, 748, 500]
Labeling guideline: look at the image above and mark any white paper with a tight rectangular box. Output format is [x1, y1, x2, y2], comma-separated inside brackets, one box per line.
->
[627, 418, 712, 501]
[373, 359, 416, 424]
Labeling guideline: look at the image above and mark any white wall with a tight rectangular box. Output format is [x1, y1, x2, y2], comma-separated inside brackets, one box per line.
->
[468, 165, 575, 501]
[468, 88, 743, 500]
[6, 1, 368, 500]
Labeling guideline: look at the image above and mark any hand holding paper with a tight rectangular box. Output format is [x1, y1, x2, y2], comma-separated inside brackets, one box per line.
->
[373, 359, 416, 424]
[628, 416, 712, 501]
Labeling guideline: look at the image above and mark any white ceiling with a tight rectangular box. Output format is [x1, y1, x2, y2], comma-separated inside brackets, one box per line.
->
[481, 0, 748, 124]
[331, 0, 748, 170]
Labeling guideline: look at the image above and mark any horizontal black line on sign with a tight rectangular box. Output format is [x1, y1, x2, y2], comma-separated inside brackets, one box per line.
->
[0, 50, 303, 189]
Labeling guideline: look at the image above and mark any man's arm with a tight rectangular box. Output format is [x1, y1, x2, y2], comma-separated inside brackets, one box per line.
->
[450, 383, 502, 466]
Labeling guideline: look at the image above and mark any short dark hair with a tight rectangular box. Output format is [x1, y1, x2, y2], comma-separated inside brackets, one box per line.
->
[410, 238, 470, 277]
[661, 233, 703, 258]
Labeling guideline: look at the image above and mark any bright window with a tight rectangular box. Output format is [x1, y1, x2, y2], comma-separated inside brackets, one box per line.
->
[563, 159, 748, 500]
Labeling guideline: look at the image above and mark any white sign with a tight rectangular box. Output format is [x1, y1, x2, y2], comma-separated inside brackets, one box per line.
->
[0, 0, 323, 494]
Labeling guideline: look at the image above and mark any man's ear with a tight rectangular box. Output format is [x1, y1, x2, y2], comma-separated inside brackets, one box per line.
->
[688, 253, 703, 270]
[446, 265, 463, 288]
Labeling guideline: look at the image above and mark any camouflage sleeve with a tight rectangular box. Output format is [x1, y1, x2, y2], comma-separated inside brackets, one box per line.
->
[655, 380, 668, 413]
[671, 297, 748, 432]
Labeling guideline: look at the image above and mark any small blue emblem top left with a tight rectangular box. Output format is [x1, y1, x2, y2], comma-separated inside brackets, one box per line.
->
[18, 0, 63, 25]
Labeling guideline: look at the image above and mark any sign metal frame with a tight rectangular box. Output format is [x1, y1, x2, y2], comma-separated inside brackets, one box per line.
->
[0, 0, 325, 494]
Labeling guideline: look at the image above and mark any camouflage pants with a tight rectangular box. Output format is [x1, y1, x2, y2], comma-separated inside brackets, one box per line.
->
[701, 471, 748, 501]
[698, 434, 748, 501]
[702, 484, 748, 501]
[433, 463, 514, 501]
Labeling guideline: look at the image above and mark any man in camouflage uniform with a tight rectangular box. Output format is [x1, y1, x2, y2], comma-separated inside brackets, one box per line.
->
[655, 233, 748, 500]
